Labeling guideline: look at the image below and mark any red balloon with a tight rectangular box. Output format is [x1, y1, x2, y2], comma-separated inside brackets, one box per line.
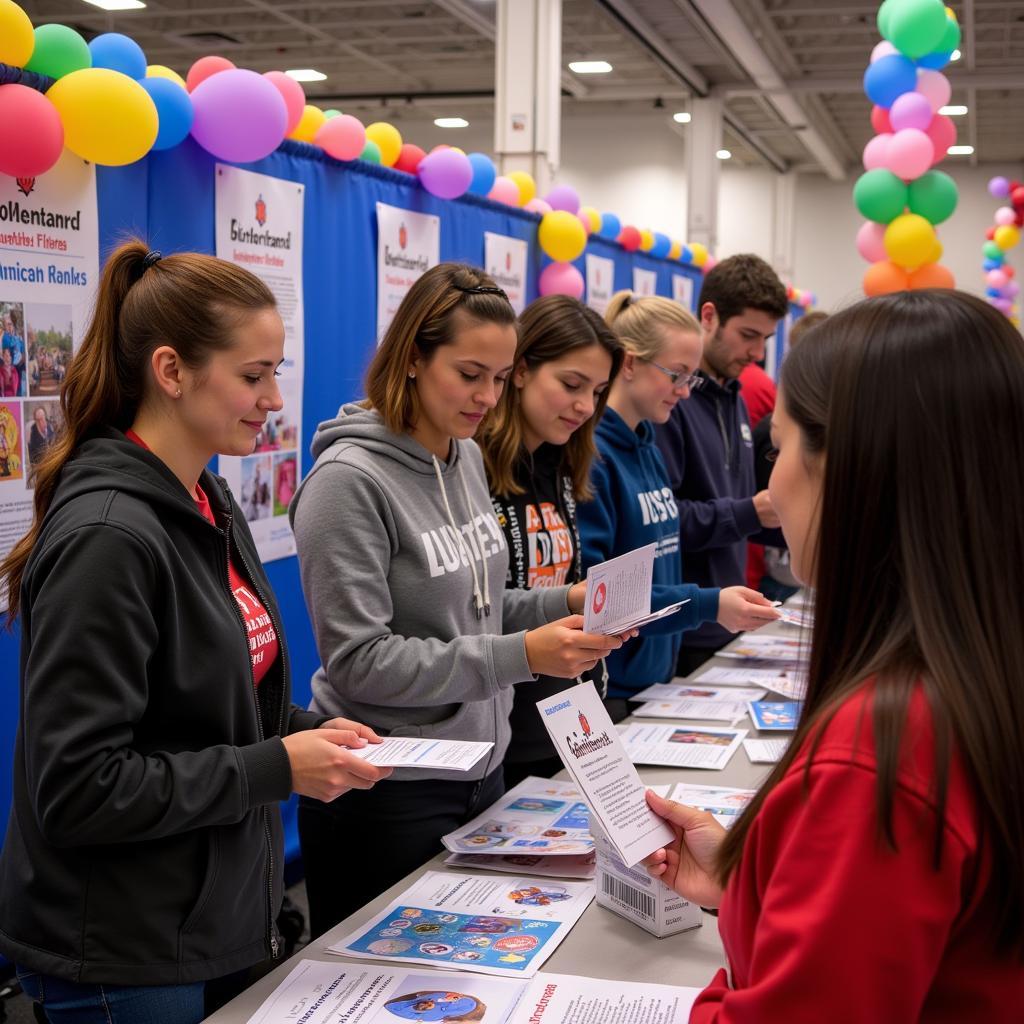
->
[393, 143, 426, 175]
[925, 114, 955, 165]
[870, 105, 892, 135]
[0, 85, 64, 177]
[1012, 186, 1024, 209]
[1004, 265, 1016, 279]
[186, 55, 235, 92]
[986, 226, 996, 240]
[1015, 212, 1024, 228]
[618, 225, 641, 251]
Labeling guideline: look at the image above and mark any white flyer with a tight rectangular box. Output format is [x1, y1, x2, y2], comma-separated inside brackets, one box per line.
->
[582, 543, 688, 634]
[444, 852, 596, 880]
[693, 666, 804, 689]
[743, 737, 791, 763]
[484, 232, 527, 314]
[536, 681, 674, 867]
[668, 783, 756, 829]
[350, 737, 492, 772]
[442, 776, 593, 856]
[330, 871, 593, 979]
[632, 682, 768, 703]
[518, 972, 699, 1023]
[585, 253, 615, 315]
[717, 636, 806, 663]
[376, 202, 439, 341]
[632, 266, 657, 297]
[619, 722, 747, 771]
[672, 272, 695, 311]
[632, 698, 752, 722]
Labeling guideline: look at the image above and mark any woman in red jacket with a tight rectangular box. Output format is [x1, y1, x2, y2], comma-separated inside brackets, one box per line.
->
[645, 289, 1024, 1021]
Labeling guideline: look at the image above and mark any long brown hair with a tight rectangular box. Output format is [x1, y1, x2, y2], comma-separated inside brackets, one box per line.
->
[479, 295, 623, 500]
[0, 239, 275, 622]
[718, 290, 1024, 954]
[364, 262, 515, 434]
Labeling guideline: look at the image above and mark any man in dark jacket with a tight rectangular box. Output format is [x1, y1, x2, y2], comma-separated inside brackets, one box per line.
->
[654, 254, 788, 675]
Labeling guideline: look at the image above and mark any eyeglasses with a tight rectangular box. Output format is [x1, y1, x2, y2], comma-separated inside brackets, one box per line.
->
[641, 359, 703, 391]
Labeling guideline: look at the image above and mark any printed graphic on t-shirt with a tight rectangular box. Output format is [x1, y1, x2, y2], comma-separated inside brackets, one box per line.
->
[420, 511, 507, 579]
[526, 502, 573, 588]
[231, 578, 279, 681]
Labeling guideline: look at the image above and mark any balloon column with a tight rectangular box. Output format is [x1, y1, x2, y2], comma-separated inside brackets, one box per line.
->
[982, 176, 1022, 327]
[856, 0, 959, 295]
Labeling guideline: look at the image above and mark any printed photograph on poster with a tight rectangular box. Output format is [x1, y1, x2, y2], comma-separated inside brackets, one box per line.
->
[273, 451, 298, 516]
[24, 302, 73, 398]
[239, 455, 273, 522]
[632, 267, 657, 297]
[1, 301, 27, 397]
[483, 233, 527, 314]
[0, 403, 25, 483]
[252, 378, 300, 453]
[22, 400, 62, 487]
[672, 273, 695, 312]
[585, 254, 614, 315]
[377, 202, 440, 342]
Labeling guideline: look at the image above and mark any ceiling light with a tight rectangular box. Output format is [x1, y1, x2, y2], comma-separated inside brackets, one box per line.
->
[286, 69, 327, 82]
[81, 0, 146, 9]
[434, 117, 469, 128]
[950, 49, 961, 60]
[673, 112, 691, 124]
[568, 60, 613, 74]
[939, 104, 968, 116]
[716, 149, 732, 160]
[947, 145, 974, 155]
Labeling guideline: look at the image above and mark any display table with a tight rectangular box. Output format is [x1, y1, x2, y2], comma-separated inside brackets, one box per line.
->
[205, 613, 803, 1021]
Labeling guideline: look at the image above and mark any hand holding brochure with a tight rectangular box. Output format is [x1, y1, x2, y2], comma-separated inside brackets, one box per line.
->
[350, 737, 492, 772]
[582, 543, 688, 634]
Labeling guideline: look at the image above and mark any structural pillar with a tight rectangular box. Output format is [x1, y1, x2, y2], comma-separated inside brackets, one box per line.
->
[685, 97, 723, 253]
[771, 172, 797, 286]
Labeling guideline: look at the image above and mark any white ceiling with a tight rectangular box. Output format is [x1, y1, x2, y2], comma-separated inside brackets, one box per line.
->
[25, 0, 1024, 172]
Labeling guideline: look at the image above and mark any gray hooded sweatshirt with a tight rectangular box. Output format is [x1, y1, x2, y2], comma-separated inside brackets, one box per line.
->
[289, 403, 572, 781]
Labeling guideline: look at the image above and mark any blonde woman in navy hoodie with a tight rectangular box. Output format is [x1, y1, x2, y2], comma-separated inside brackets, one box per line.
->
[580, 292, 778, 721]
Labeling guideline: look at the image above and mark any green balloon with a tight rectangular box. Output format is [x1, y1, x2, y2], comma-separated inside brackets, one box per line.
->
[877, 0, 895, 40]
[323, 109, 342, 120]
[939, 15, 961, 54]
[25, 23, 91, 79]
[888, 0, 949, 59]
[983, 240, 1003, 261]
[854, 169, 909, 225]
[361, 139, 382, 164]
[907, 170, 958, 224]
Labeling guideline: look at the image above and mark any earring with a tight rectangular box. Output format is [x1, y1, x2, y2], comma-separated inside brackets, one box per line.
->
[408, 371, 416, 380]
[175, 388, 182, 398]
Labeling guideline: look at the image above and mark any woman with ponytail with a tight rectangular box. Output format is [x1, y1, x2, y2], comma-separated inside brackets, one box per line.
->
[0, 241, 389, 1024]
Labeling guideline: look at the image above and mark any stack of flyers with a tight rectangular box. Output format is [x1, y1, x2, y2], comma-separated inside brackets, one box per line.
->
[632, 694, 761, 722]
[668, 783, 757, 828]
[743, 737, 791, 763]
[632, 681, 768, 703]
[717, 634, 807, 664]
[747, 701, 802, 731]
[619, 722, 747, 770]
[693, 666, 805, 695]
[443, 852, 595, 880]
[441, 777, 593, 857]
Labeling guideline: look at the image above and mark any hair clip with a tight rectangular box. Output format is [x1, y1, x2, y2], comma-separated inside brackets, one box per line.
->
[142, 250, 163, 269]
[453, 283, 509, 300]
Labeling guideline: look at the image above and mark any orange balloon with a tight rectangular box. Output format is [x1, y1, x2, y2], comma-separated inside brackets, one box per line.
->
[907, 263, 955, 290]
[863, 260, 908, 297]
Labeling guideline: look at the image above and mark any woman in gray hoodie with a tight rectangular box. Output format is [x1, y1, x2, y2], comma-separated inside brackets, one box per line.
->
[290, 263, 623, 937]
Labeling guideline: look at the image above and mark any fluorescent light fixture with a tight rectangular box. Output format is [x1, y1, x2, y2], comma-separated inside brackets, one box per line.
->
[950, 49, 961, 60]
[939, 104, 968, 116]
[285, 69, 327, 82]
[673, 112, 692, 123]
[568, 60, 613, 74]
[716, 149, 732, 160]
[947, 145, 974, 155]
[81, 0, 146, 9]
[434, 117, 469, 128]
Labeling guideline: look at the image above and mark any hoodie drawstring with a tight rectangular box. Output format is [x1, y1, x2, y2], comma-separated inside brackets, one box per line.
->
[457, 461, 491, 617]
[432, 455, 490, 619]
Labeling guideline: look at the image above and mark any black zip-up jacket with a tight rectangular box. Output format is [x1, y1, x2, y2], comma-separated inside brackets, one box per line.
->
[0, 429, 324, 984]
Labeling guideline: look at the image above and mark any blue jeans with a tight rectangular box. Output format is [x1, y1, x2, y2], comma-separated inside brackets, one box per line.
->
[16, 967, 205, 1024]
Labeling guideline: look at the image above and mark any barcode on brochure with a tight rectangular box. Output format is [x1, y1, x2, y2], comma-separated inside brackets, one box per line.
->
[602, 874, 655, 920]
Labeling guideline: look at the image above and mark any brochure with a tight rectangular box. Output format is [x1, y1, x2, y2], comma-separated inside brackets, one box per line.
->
[441, 776, 593, 856]
[633, 697, 757, 722]
[350, 737, 493, 772]
[693, 666, 805, 690]
[444, 852, 595, 880]
[631, 681, 767, 703]
[618, 722, 747, 770]
[747, 701, 802, 731]
[536, 681, 675, 867]
[743, 737, 791, 763]
[329, 871, 593, 979]
[716, 636, 807, 663]
[779, 607, 814, 629]
[667, 783, 756, 829]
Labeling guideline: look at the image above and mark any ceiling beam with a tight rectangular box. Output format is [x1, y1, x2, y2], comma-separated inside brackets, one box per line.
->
[716, 70, 1024, 95]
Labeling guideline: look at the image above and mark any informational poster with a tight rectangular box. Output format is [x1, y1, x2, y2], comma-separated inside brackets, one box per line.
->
[376, 202, 439, 341]
[484, 232, 527, 314]
[215, 164, 304, 563]
[632, 267, 657, 297]
[672, 272, 695, 312]
[585, 253, 615, 315]
[0, 152, 99, 610]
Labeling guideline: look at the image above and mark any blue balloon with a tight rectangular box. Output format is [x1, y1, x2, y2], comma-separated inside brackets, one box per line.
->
[139, 78, 194, 151]
[88, 32, 147, 80]
[467, 152, 496, 196]
[986, 287, 1002, 298]
[983, 258, 1001, 271]
[598, 212, 621, 239]
[863, 54, 918, 108]
[916, 50, 952, 70]
[679, 245, 693, 264]
[650, 232, 672, 259]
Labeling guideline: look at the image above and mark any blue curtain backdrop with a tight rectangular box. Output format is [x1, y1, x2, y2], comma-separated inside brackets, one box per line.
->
[0, 138, 799, 876]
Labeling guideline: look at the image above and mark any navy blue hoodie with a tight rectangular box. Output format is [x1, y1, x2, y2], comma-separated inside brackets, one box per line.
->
[653, 371, 782, 650]
[578, 407, 720, 698]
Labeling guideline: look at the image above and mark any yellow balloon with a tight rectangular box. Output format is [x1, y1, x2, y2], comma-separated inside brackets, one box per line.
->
[578, 205, 601, 233]
[0, 0, 34, 67]
[883, 212, 936, 270]
[688, 242, 708, 267]
[146, 64, 187, 89]
[365, 121, 402, 167]
[538, 210, 587, 263]
[507, 170, 537, 206]
[449, 147, 466, 156]
[47, 68, 158, 166]
[290, 105, 326, 143]
[994, 225, 1021, 251]
[639, 229, 655, 252]
[668, 240, 682, 261]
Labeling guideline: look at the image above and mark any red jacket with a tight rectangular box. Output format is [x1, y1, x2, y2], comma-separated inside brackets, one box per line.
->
[737, 364, 776, 430]
[692, 683, 1023, 1022]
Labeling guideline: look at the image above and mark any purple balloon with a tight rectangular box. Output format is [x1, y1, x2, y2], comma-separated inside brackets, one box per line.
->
[889, 92, 933, 133]
[989, 176, 1011, 199]
[545, 184, 580, 215]
[418, 148, 473, 199]
[190, 69, 287, 163]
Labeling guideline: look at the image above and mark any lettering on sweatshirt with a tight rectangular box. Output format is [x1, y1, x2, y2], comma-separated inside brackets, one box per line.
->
[637, 486, 679, 526]
[421, 511, 507, 578]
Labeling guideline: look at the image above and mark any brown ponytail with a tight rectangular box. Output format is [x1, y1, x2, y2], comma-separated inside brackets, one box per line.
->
[1, 239, 275, 622]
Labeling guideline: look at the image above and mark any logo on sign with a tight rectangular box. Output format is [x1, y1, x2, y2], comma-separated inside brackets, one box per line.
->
[506, 251, 512, 271]
[578, 711, 591, 737]
[399, 223, 408, 249]
[592, 581, 607, 614]
[16, 177, 34, 198]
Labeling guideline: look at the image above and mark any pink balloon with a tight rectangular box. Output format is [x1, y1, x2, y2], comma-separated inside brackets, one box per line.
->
[418, 148, 473, 199]
[190, 69, 287, 163]
[988, 269, 1009, 289]
[488, 176, 520, 205]
[186, 55, 235, 93]
[889, 91, 933, 133]
[314, 114, 366, 161]
[524, 197, 552, 215]
[539, 261, 584, 298]
[862, 133, 892, 171]
[856, 220, 887, 263]
[916, 69, 951, 113]
[925, 113, 956, 164]
[263, 71, 305, 135]
[871, 40, 898, 62]
[995, 206, 1016, 226]
[0, 85, 64, 177]
[886, 128, 934, 180]
[545, 184, 581, 215]
[703, 255, 717, 273]
[1006, 280, 1021, 298]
